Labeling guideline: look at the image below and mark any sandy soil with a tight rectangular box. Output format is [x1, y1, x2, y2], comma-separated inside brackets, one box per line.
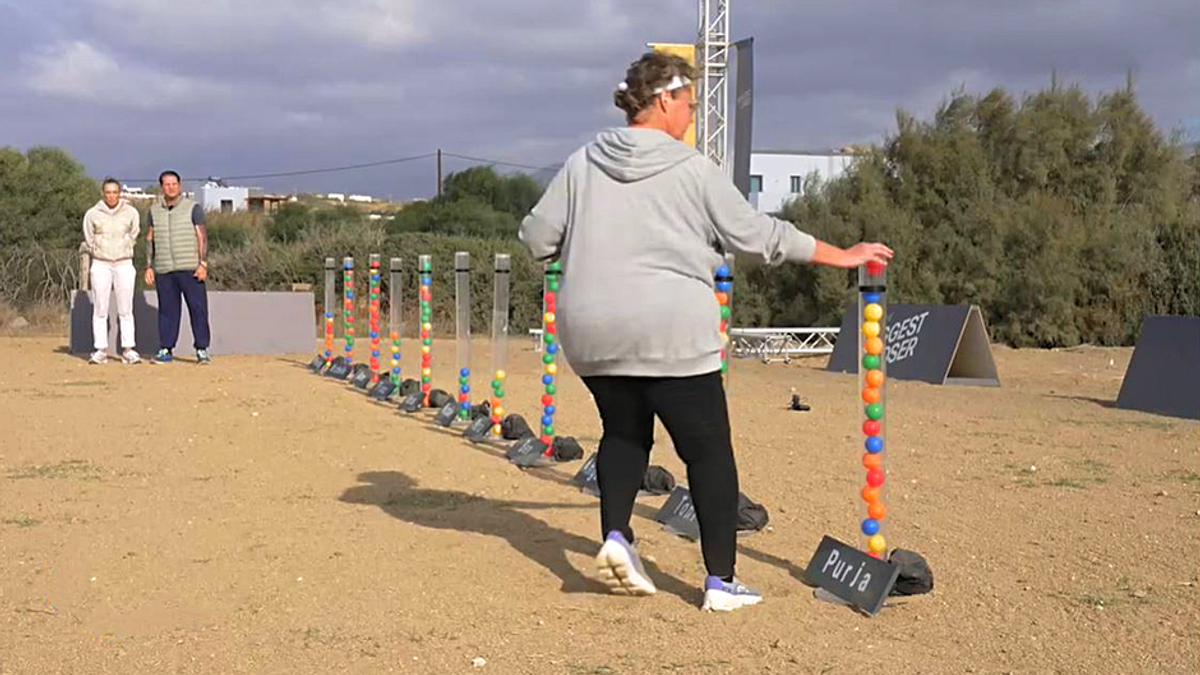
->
[1, 336, 1197, 674]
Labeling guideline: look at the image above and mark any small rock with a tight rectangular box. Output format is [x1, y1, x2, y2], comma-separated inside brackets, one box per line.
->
[472, 657, 487, 667]
[1155, 490, 1168, 497]
[1132, 590, 1147, 599]
[8, 316, 29, 330]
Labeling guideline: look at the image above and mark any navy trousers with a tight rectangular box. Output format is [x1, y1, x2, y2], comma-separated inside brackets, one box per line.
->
[156, 270, 211, 351]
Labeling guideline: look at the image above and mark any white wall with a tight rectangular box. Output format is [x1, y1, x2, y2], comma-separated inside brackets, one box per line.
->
[196, 184, 249, 212]
[749, 152, 855, 213]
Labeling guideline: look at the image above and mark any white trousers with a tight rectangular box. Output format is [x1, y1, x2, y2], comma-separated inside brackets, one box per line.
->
[90, 259, 136, 351]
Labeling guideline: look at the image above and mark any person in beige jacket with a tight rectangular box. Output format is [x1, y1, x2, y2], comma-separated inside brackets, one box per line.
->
[83, 178, 141, 364]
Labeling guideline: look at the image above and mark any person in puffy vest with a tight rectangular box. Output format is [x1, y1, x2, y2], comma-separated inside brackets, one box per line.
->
[82, 177, 141, 364]
[144, 170, 212, 364]
[519, 52, 892, 612]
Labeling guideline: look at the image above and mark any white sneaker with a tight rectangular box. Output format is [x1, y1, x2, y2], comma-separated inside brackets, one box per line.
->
[701, 576, 763, 612]
[89, 350, 108, 364]
[595, 531, 656, 596]
[122, 349, 141, 364]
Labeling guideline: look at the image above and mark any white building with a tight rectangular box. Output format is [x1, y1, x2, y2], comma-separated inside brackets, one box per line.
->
[326, 193, 345, 202]
[196, 181, 250, 213]
[347, 194, 373, 203]
[749, 150, 858, 214]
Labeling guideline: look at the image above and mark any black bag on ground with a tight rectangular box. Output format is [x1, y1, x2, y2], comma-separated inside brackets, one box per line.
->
[400, 379, 421, 397]
[427, 389, 452, 408]
[501, 414, 534, 440]
[888, 549, 934, 596]
[641, 466, 676, 495]
[469, 401, 491, 420]
[736, 493, 769, 532]
[550, 436, 584, 462]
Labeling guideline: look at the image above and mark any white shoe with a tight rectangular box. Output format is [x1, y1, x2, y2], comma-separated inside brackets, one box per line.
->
[701, 576, 763, 612]
[595, 531, 656, 596]
[89, 350, 108, 364]
[122, 349, 141, 364]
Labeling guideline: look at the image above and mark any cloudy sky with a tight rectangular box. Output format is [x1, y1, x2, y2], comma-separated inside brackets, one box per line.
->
[2, 0, 1196, 199]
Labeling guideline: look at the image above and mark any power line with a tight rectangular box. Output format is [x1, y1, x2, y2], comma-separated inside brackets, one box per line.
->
[442, 152, 561, 174]
[121, 152, 437, 184]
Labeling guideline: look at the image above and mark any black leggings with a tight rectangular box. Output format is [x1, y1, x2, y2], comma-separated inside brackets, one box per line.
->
[582, 371, 738, 579]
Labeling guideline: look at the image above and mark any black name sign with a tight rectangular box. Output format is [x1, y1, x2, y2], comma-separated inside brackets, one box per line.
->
[308, 354, 326, 372]
[326, 358, 351, 380]
[654, 487, 700, 540]
[507, 436, 550, 467]
[573, 453, 600, 496]
[433, 401, 458, 427]
[368, 379, 396, 401]
[463, 416, 492, 442]
[350, 365, 373, 389]
[398, 392, 424, 413]
[803, 535, 900, 616]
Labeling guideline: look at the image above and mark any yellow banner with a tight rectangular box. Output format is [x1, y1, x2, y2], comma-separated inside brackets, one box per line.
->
[648, 42, 697, 149]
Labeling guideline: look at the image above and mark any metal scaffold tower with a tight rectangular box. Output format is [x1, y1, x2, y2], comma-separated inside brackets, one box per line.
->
[697, 0, 730, 172]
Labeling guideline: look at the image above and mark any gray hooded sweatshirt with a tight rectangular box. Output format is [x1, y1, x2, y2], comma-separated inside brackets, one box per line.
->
[519, 127, 816, 378]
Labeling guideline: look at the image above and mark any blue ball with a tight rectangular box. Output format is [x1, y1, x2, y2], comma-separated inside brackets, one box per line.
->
[716, 281, 732, 292]
[544, 405, 555, 415]
[460, 402, 471, 410]
[460, 385, 470, 394]
[861, 518, 880, 536]
[542, 375, 553, 385]
[864, 292, 882, 303]
[371, 350, 380, 357]
[460, 367, 470, 377]
[421, 276, 432, 285]
[369, 331, 377, 338]
[865, 436, 884, 453]
[346, 292, 355, 299]
[541, 415, 554, 426]
[325, 311, 334, 318]
[547, 344, 558, 354]
[716, 265, 730, 277]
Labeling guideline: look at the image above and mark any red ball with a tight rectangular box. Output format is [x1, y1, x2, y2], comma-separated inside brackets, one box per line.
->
[420, 330, 429, 339]
[863, 420, 880, 436]
[541, 394, 553, 406]
[866, 261, 884, 275]
[458, 394, 469, 402]
[421, 383, 431, 392]
[547, 324, 557, 335]
[544, 291, 556, 303]
[719, 320, 728, 333]
[866, 468, 885, 487]
[867, 551, 881, 559]
[540, 435, 552, 445]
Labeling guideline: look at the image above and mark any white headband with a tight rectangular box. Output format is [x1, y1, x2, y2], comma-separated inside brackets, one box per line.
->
[615, 75, 693, 94]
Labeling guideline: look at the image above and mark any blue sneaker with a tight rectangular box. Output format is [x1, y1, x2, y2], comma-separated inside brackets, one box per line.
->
[701, 576, 762, 612]
[595, 531, 656, 596]
[152, 348, 173, 364]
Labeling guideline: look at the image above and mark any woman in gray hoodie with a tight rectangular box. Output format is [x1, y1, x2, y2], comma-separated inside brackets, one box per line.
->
[82, 178, 141, 364]
[519, 52, 892, 611]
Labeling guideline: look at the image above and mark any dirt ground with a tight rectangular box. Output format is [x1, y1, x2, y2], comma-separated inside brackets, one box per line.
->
[1, 335, 1197, 674]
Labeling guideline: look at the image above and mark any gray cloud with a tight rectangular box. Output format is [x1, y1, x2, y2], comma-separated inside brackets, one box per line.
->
[2, 0, 1195, 198]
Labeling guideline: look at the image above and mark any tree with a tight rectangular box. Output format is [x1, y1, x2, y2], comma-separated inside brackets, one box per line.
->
[0, 146, 98, 249]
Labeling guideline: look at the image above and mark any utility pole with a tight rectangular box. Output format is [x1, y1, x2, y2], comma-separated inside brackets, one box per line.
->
[436, 148, 443, 198]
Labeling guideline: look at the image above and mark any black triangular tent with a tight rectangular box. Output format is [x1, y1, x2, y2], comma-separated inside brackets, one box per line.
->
[1116, 316, 1200, 420]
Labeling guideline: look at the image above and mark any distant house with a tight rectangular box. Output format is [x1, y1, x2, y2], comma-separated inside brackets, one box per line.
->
[196, 181, 250, 213]
[327, 193, 345, 202]
[347, 194, 373, 203]
[749, 149, 860, 213]
[247, 191, 289, 213]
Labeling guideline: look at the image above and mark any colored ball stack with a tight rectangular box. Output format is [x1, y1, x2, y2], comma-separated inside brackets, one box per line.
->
[490, 369, 506, 436]
[419, 259, 434, 405]
[540, 262, 562, 449]
[343, 261, 355, 364]
[323, 310, 335, 365]
[368, 259, 382, 384]
[859, 259, 887, 558]
[389, 329, 401, 385]
[458, 366, 472, 420]
[714, 264, 733, 375]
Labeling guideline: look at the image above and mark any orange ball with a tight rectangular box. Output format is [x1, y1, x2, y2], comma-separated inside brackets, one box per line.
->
[864, 337, 883, 355]
[866, 369, 884, 388]
[714, 292, 728, 305]
[868, 502, 887, 520]
[861, 387, 881, 404]
[861, 486, 881, 504]
[862, 452, 883, 470]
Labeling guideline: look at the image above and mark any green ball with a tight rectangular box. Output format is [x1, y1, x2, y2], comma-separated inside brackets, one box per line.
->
[491, 379, 501, 389]
[548, 261, 563, 271]
[720, 306, 731, 319]
[865, 403, 884, 420]
[459, 376, 468, 385]
[543, 425, 555, 436]
[421, 375, 431, 383]
[720, 361, 728, 373]
[542, 354, 554, 364]
[423, 338, 432, 346]
[458, 410, 470, 419]
[548, 281, 560, 292]
[493, 388, 504, 398]
[545, 385, 557, 395]
[544, 333, 555, 344]
[863, 354, 881, 370]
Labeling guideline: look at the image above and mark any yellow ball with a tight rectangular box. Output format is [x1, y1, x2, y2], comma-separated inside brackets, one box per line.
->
[421, 367, 431, 376]
[421, 345, 430, 355]
[864, 303, 883, 322]
[862, 320, 880, 338]
[495, 370, 506, 380]
[422, 322, 432, 331]
[868, 534, 887, 554]
[492, 424, 502, 435]
[493, 406, 504, 417]
[546, 363, 558, 375]
[544, 312, 556, 324]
